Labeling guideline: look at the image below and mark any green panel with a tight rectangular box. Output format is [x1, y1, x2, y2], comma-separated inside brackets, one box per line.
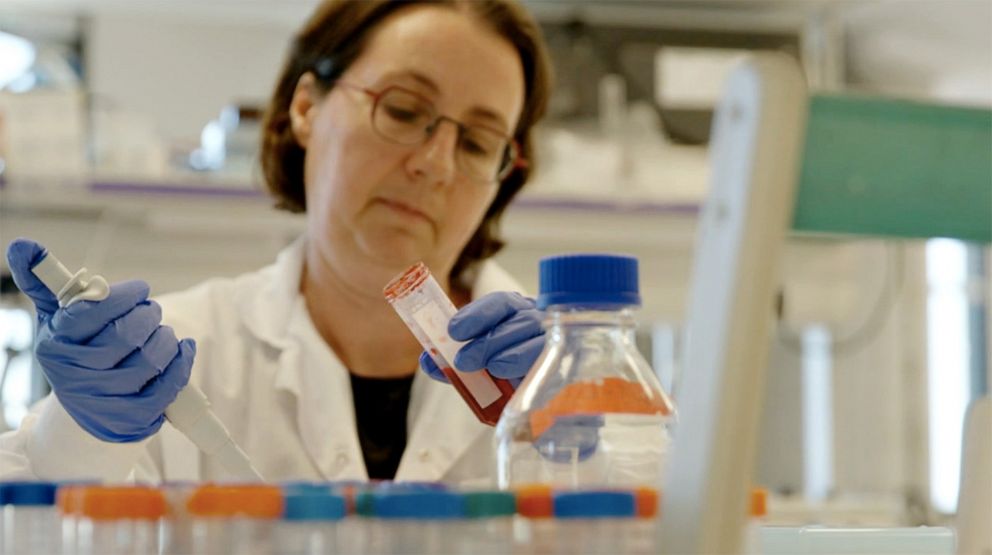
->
[793, 94, 992, 243]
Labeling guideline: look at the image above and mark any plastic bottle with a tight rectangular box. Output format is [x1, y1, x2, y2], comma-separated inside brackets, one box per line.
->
[186, 484, 283, 555]
[276, 484, 346, 555]
[552, 490, 638, 555]
[363, 490, 463, 555]
[496, 254, 676, 489]
[0, 481, 59, 555]
[74, 486, 167, 555]
[457, 491, 516, 555]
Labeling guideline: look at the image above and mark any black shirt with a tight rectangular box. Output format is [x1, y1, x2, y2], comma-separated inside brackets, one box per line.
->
[349, 372, 415, 480]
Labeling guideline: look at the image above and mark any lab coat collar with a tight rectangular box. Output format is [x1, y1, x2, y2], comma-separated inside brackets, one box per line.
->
[279, 294, 368, 481]
[235, 235, 307, 351]
[234, 236, 369, 479]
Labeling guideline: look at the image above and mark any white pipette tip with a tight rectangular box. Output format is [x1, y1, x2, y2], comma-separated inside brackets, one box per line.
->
[166, 387, 264, 482]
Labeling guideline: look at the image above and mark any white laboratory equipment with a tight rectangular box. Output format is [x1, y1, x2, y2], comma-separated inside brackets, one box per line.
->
[30, 249, 263, 482]
[758, 525, 956, 555]
[954, 396, 991, 555]
[658, 52, 808, 554]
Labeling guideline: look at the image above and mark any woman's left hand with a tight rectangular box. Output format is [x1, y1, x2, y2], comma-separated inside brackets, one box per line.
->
[419, 292, 545, 387]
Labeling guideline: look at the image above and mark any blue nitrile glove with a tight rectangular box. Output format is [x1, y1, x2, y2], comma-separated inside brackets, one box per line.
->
[419, 291, 545, 388]
[6, 239, 196, 443]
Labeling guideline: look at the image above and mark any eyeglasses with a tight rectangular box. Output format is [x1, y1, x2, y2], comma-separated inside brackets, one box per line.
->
[331, 81, 526, 184]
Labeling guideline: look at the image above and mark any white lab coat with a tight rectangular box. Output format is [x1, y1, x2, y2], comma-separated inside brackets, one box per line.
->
[0, 237, 524, 486]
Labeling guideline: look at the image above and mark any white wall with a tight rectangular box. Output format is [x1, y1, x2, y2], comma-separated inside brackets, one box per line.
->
[85, 13, 297, 143]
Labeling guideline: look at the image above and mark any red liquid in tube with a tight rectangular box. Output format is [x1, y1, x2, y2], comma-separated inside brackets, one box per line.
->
[384, 263, 515, 426]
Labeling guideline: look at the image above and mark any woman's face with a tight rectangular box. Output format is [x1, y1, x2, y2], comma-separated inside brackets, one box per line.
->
[291, 5, 525, 291]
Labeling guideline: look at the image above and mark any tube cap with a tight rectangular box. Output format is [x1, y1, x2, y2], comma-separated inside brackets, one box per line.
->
[635, 487, 660, 518]
[464, 491, 516, 518]
[187, 485, 283, 519]
[373, 491, 463, 520]
[553, 491, 636, 519]
[78, 486, 167, 521]
[750, 487, 768, 518]
[537, 254, 640, 309]
[282, 486, 346, 521]
[515, 485, 554, 518]
[0, 482, 57, 506]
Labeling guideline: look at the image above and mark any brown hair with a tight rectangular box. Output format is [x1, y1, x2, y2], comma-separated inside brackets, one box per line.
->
[260, 0, 552, 282]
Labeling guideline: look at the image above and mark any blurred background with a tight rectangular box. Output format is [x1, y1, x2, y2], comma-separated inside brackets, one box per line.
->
[0, 0, 989, 530]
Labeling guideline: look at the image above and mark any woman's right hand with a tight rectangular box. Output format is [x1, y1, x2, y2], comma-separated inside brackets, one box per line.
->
[6, 239, 195, 443]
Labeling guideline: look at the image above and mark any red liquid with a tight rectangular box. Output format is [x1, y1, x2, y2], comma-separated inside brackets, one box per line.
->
[438, 365, 516, 426]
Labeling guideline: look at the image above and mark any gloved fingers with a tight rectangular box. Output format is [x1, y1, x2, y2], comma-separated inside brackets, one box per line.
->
[118, 326, 181, 379]
[454, 309, 543, 371]
[134, 338, 195, 404]
[57, 390, 168, 443]
[36, 325, 177, 396]
[34, 350, 131, 396]
[47, 338, 194, 444]
[480, 334, 546, 380]
[448, 292, 535, 341]
[103, 326, 180, 395]
[86, 301, 161, 352]
[40, 301, 162, 370]
[50, 280, 151, 343]
[6, 238, 59, 317]
[419, 351, 450, 384]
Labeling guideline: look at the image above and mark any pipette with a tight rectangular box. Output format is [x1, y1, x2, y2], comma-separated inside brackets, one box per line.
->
[31, 251, 264, 482]
[384, 262, 515, 425]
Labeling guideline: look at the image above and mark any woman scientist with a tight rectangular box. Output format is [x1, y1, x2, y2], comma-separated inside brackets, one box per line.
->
[1, 0, 552, 485]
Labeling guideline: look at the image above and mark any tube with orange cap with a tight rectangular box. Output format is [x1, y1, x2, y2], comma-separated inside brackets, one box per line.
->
[74, 485, 167, 555]
[513, 484, 556, 554]
[186, 484, 284, 554]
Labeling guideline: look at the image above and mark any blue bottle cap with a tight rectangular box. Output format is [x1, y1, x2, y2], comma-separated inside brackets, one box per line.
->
[282, 487, 346, 521]
[0, 481, 58, 506]
[537, 254, 640, 309]
[373, 491, 464, 520]
[553, 491, 636, 519]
